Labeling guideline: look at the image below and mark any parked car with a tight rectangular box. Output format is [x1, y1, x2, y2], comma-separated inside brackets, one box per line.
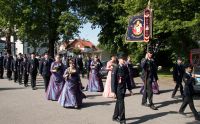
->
[193, 66, 200, 94]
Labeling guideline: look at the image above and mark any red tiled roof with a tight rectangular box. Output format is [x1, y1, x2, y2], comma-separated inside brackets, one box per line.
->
[63, 39, 97, 50]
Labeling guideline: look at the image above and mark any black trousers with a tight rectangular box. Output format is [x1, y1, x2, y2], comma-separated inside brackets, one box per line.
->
[172, 80, 183, 97]
[31, 73, 37, 88]
[87, 69, 90, 79]
[179, 96, 199, 117]
[23, 73, 29, 86]
[113, 87, 125, 122]
[0, 67, 4, 78]
[43, 75, 50, 92]
[142, 78, 153, 105]
[13, 71, 18, 82]
[17, 69, 22, 84]
[7, 69, 12, 79]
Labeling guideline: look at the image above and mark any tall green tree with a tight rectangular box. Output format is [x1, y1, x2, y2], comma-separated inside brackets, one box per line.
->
[78, 0, 200, 63]
[0, 0, 20, 54]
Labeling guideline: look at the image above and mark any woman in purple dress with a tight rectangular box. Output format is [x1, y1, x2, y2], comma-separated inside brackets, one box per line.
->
[58, 60, 86, 108]
[46, 55, 65, 101]
[126, 56, 136, 89]
[87, 56, 104, 92]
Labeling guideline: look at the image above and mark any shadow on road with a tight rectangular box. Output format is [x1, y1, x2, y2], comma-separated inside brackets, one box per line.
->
[154, 99, 182, 109]
[186, 121, 200, 124]
[86, 94, 103, 99]
[159, 89, 173, 94]
[81, 100, 115, 109]
[0, 87, 25, 91]
[126, 111, 177, 124]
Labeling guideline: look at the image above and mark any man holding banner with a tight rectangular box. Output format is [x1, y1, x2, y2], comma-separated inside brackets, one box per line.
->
[141, 49, 158, 110]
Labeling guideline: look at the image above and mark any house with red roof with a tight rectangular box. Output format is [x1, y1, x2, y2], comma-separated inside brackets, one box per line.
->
[58, 39, 111, 61]
[58, 39, 98, 54]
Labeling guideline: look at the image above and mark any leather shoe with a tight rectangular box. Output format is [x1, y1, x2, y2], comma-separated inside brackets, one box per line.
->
[142, 103, 150, 107]
[150, 105, 158, 110]
[195, 116, 200, 121]
[178, 111, 185, 115]
[112, 118, 120, 122]
[120, 120, 126, 124]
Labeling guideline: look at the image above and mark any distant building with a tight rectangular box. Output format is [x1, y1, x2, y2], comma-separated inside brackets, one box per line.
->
[58, 39, 111, 61]
[1, 36, 47, 55]
[0, 39, 15, 54]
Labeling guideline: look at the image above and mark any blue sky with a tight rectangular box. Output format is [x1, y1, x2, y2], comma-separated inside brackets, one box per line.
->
[78, 23, 101, 45]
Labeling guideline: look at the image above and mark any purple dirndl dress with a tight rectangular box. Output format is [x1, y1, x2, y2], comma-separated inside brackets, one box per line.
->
[140, 78, 159, 94]
[46, 62, 65, 100]
[87, 61, 104, 92]
[58, 68, 86, 107]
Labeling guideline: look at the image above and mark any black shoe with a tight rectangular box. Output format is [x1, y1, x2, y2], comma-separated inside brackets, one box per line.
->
[150, 105, 158, 110]
[195, 116, 200, 121]
[112, 117, 120, 122]
[142, 103, 150, 107]
[178, 111, 185, 115]
[81, 86, 85, 90]
[171, 95, 175, 98]
[32, 87, 37, 90]
[120, 120, 126, 124]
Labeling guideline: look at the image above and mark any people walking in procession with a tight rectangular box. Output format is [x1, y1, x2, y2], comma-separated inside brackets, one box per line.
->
[58, 60, 86, 108]
[103, 55, 117, 98]
[28, 52, 39, 90]
[16, 53, 23, 85]
[4, 53, 13, 80]
[46, 55, 65, 101]
[12, 55, 18, 83]
[85, 56, 92, 79]
[179, 64, 200, 121]
[141, 49, 158, 110]
[21, 56, 29, 87]
[171, 57, 185, 99]
[87, 56, 104, 92]
[0, 52, 4, 79]
[39, 52, 53, 92]
[126, 56, 136, 89]
[76, 55, 84, 78]
[111, 52, 133, 124]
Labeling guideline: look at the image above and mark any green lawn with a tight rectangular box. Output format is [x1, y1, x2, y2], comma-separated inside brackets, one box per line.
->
[157, 67, 172, 78]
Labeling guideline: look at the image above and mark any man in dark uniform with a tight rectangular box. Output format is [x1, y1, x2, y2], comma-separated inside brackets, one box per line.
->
[179, 64, 200, 121]
[4, 53, 13, 80]
[141, 50, 158, 110]
[0, 52, 4, 79]
[16, 53, 23, 84]
[12, 55, 18, 82]
[28, 52, 39, 90]
[76, 55, 84, 78]
[111, 52, 133, 124]
[21, 56, 29, 87]
[171, 57, 185, 98]
[85, 56, 92, 79]
[39, 52, 53, 92]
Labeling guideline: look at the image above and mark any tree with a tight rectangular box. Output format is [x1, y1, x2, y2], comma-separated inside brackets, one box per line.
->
[78, 0, 200, 64]
[0, 0, 21, 54]
[17, 0, 82, 58]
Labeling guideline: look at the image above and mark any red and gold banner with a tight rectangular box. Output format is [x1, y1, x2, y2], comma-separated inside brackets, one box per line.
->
[125, 8, 153, 43]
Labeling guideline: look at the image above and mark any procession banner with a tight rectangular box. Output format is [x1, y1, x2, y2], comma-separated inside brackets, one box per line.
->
[125, 8, 152, 42]
[125, 15, 144, 42]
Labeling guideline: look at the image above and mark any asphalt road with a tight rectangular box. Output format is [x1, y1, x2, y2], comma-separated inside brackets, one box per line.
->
[0, 75, 199, 124]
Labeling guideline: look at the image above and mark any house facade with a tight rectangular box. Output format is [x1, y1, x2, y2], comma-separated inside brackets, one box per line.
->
[1, 36, 48, 55]
[58, 39, 111, 61]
